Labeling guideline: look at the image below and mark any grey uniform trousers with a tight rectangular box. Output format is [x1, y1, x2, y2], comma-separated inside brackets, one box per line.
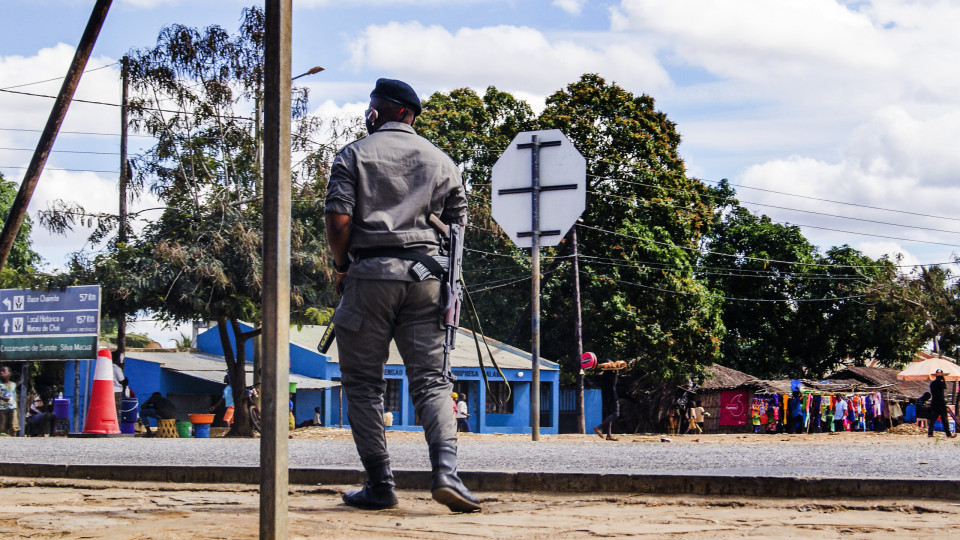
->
[334, 276, 457, 462]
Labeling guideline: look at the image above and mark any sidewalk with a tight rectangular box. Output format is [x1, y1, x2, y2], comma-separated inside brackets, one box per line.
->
[2, 477, 959, 539]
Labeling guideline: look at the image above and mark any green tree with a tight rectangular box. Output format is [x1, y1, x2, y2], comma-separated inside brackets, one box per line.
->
[536, 74, 723, 382]
[40, 7, 352, 435]
[0, 173, 42, 276]
[703, 181, 926, 378]
[419, 75, 725, 388]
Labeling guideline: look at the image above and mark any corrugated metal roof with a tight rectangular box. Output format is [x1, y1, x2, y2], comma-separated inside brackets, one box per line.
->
[128, 350, 339, 390]
[289, 326, 558, 372]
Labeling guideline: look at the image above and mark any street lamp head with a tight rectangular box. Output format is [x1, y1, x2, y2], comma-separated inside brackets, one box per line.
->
[292, 66, 325, 81]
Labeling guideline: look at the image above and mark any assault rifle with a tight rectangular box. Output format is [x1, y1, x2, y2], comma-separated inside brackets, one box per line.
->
[428, 214, 464, 380]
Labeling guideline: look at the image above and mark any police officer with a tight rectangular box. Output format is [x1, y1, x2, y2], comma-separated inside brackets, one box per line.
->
[325, 78, 479, 512]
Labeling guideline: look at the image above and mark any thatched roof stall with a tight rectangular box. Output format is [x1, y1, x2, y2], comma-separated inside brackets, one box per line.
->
[694, 365, 763, 433]
[699, 364, 761, 391]
[827, 366, 930, 401]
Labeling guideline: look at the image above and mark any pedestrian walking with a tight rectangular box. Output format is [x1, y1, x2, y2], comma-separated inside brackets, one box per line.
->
[928, 370, 956, 438]
[325, 78, 477, 512]
[0, 366, 18, 436]
[456, 393, 470, 433]
[593, 369, 619, 441]
[688, 400, 709, 434]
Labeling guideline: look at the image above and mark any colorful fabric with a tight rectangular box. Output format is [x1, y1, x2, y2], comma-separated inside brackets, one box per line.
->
[0, 381, 16, 411]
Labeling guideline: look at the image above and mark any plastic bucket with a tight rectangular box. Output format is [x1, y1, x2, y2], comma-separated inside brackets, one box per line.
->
[53, 398, 70, 420]
[934, 419, 955, 433]
[176, 421, 192, 438]
[194, 424, 211, 438]
[289, 382, 297, 394]
[120, 398, 139, 423]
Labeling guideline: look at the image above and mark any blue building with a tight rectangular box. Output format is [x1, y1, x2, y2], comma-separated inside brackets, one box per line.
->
[65, 323, 570, 434]
[196, 323, 564, 434]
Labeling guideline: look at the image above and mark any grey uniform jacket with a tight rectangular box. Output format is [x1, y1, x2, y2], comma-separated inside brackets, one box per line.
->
[325, 122, 467, 281]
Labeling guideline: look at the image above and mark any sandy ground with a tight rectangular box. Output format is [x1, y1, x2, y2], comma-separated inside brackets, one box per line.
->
[2, 477, 959, 539]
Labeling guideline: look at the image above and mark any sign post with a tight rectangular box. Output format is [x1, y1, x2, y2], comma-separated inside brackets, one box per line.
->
[0, 285, 101, 361]
[0, 285, 101, 432]
[491, 130, 585, 440]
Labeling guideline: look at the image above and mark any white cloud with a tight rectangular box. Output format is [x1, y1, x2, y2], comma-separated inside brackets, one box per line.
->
[552, 0, 587, 15]
[119, 0, 181, 7]
[346, 21, 670, 97]
[735, 106, 960, 264]
[0, 45, 143, 268]
[295, 0, 506, 6]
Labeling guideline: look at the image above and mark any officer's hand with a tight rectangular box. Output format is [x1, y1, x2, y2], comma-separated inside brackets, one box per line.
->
[335, 272, 346, 295]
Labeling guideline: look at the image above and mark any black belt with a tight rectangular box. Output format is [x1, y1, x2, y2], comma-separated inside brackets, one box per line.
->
[354, 247, 445, 278]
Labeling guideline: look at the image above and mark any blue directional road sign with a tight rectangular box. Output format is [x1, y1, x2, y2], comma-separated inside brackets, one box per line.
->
[0, 285, 101, 360]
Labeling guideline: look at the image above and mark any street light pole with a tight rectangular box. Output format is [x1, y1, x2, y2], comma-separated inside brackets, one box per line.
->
[261, 1, 291, 538]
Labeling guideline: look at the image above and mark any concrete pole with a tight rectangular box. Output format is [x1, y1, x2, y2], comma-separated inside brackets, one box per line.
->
[260, 1, 292, 538]
[0, 0, 113, 269]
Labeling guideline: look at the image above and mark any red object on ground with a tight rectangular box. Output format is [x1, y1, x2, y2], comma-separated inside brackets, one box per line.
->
[580, 352, 597, 370]
[82, 348, 121, 434]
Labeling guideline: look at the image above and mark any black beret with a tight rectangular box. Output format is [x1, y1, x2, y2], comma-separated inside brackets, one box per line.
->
[370, 78, 422, 116]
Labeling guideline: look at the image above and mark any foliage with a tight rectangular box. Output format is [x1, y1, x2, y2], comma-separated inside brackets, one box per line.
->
[419, 75, 724, 384]
[0, 174, 42, 271]
[38, 6, 358, 435]
[703, 181, 928, 378]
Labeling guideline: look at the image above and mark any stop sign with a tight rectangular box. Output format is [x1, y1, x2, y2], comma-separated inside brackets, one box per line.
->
[490, 129, 586, 248]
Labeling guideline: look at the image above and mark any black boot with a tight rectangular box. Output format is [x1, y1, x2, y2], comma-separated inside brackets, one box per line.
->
[429, 443, 481, 513]
[342, 455, 398, 510]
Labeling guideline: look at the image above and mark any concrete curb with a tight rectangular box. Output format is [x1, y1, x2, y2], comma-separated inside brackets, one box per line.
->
[0, 462, 952, 500]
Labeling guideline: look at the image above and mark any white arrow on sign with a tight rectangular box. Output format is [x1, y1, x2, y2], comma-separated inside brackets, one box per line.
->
[2, 320, 7, 333]
[1, 298, 9, 311]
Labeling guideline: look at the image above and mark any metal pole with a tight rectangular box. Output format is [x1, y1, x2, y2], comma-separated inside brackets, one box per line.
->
[73, 361, 80, 432]
[0, 0, 113, 269]
[571, 227, 585, 434]
[18, 364, 27, 436]
[530, 134, 541, 442]
[261, 0, 291, 537]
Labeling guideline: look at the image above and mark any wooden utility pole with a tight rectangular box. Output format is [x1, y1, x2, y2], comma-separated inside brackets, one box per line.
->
[115, 55, 129, 367]
[0, 0, 113, 269]
[571, 226, 585, 433]
[260, 1, 292, 538]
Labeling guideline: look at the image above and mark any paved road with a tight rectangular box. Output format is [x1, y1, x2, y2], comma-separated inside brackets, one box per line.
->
[2, 435, 958, 480]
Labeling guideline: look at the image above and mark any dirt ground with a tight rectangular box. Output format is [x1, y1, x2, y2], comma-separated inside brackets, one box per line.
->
[2, 477, 959, 539]
[2, 427, 952, 538]
[287, 421, 935, 445]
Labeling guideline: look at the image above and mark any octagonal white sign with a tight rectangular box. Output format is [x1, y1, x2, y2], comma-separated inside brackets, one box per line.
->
[490, 129, 586, 248]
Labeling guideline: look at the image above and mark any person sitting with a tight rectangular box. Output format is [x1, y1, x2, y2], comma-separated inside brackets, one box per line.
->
[25, 395, 56, 436]
[139, 392, 176, 436]
[904, 399, 917, 423]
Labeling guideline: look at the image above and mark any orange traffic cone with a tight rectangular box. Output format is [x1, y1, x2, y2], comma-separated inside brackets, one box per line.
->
[82, 348, 121, 434]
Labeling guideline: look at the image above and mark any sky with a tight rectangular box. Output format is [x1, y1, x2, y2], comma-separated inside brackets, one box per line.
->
[2, 0, 960, 343]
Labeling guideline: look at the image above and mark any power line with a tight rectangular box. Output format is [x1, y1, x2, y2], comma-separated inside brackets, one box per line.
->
[0, 62, 119, 91]
[582, 187, 960, 249]
[576, 222, 956, 270]
[578, 257, 869, 282]
[0, 88, 255, 122]
[0, 127, 148, 137]
[0, 165, 118, 174]
[700, 178, 960, 224]
[588, 174, 960, 237]
[0, 147, 120, 156]
[595, 272, 869, 304]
